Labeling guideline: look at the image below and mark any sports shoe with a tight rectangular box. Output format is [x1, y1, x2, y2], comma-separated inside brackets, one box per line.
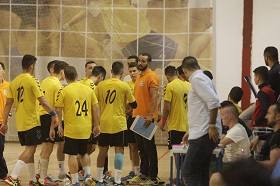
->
[156, 177, 165, 185]
[44, 176, 59, 186]
[140, 178, 158, 186]
[103, 171, 114, 182]
[96, 181, 110, 186]
[78, 170, 85, 181]
[29, 180, 44, 186]
[58, 173, 72, 182]
[127, 174, 147, 184]
[0, 177, 6, 182]
[121, 171, 135, 181]
[83, 174, 93, 186]
[4, 176, 21, 186]
[110, 182, 124, 186]
[71, 182, 80, 186]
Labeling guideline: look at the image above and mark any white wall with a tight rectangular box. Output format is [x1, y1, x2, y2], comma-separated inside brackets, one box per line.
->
[214, 0, 244, 102]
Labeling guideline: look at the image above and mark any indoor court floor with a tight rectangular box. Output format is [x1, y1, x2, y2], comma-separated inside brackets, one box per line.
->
[1, 142, 172, 186]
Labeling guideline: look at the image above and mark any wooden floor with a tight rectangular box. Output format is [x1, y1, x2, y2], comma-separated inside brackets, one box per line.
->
[1, 142, 173, 186]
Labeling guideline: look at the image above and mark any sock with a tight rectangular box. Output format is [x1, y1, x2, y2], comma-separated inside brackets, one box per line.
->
[10, 160, 25, 179]
[37, 157, 41, 175]
[114, 153, 124, 170]
[115, 169, 122, 184]
[58, 161, 66, 175]
[40, 159, 49, 178]
[71, 173, 78, 183]
[131, 160, 134, 172]
[97, 167, 104, 182]
[103, 156, 108, 174]
[134, 166, 140, 176]
[84, 166, 90, 176]
[27, 163, 37, 182]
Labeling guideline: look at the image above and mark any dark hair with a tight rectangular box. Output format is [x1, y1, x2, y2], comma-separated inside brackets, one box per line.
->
[85, 61, 96, 68]
[177, 65, 184, 75]
[64, 66, 77, 81]
[220, 100, 235, 108]
[264, 46, 278, 62]
[203, 70, 213, 80]
[228, 86, 243, 103]
[165, 65, 177, 76]
[220, 159, 272, 186]
[182, 56, 200, 70]
[220, 100, 239, 116]
[128, 62, 138, 68]
[253, 66, 269, 82]
[22, 54, 37, 69]
[0, 62, 5, 70]
[54, 61, 69, 74]
[274, 101, 280, 114]
[92, 66, 106, 80]
[47, 60, 58, 73]
[127, 55, 138, 62]
[112, 61, 124, 75]
[141, 53, 152, 62]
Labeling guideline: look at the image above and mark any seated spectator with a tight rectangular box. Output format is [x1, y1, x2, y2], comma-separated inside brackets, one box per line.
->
[228, 86, 243, 114]
[250, 66, 276, 129]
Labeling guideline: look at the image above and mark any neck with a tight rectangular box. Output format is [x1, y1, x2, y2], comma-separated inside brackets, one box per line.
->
[274, 123, 280, 132]
[169, 76, 178, 82]
[53, 74, 62, 81]
[0, 78, 3, 85]
[67, 80, 76, 84]
[90, 76, 98, 85]
[228, 119, 238, 129]
[112, 74, 121, 79]
[140, 67, 149, 74]
[22, 69, 30, 74]
[228, 98, 237, 104]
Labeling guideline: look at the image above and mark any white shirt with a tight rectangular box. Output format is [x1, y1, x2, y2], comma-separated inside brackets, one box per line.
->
[188, 70, 222, 140]
[223, 124, 250, 163]
[123, 75, 132, 82]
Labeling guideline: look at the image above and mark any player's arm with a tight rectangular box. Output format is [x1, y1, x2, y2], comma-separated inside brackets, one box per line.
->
[160, 100, 171, 131]
[92, 104, 100, 137]
[50, 107, 63, 140]
[38, 96, 58, 127]
[0, 98, 14, 135]
[259, 147, 280, 171]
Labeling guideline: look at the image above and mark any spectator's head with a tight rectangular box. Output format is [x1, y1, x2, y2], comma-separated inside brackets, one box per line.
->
[228, 86, 243, 104]
[177, 65, 187, 81]
[111, 61, 124, 76]
[54, 61, 69, 81]
[264, 46, 278, 67]
[127, 55, 138, 65]
[0, 62, 5, 79]
[64, 66, 78, 82]
[182, 56, 200, 80]
[47, 60, 58, 75]
[253, 66, 269, 85]
[22, 54, 37, 75]
[128, 62, 139, 82]
[85, 61, 97, 78]
[138, 53, 152, 72]
[164, 65, 177, 83]
[91, 66, 107, 85]
[265, 102, 280, 128]
[220, 101, 239, 127]
[210, 159, 272, 186]
[203, 70, 213, 80]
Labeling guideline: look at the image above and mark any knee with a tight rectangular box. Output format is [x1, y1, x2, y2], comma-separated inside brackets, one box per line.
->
[209, 173, 225, 186]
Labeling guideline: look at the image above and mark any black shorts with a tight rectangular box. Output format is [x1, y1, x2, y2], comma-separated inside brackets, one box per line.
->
[98, 131, 127, 147]
[125, 116, 136, 144]
[63, 137, 88, 155]
[88, 133, 97, 144]
[18, 126, 42, 146]
[168, 130, 185, 149]
[40, 114, 64, 143]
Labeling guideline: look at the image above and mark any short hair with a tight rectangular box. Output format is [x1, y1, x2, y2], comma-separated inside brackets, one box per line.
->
[85, 61, 96, 68]
[273, 101, 280, 115]
[253, 66, 269, 82]
[141, 53, 152, 62]
[0, 62, 5, 70]
[47, 60, 58, 73]
[203, 70, 213, 80]
[165, 65, 177, 76]
[92, 66, 106, 79]
[176, 65, 184, 75]
[64, 66, 77, 81]
[127, 55, 138, 62]
[182, 56, 200, 70]
[228, 86, 243, 103]
[128, 62, 138, 68]
[220, 100, 239, 117]
[22, 54, 37, 69]
[264, 46, 278, 62]
[112, 61, 124, 75]
[54, 61, 69, 74]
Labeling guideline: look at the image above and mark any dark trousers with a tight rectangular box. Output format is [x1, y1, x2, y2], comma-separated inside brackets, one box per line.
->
[181, 134, 217, 186]
[134, 133, 158, 179]
[0, 129, 8, 179]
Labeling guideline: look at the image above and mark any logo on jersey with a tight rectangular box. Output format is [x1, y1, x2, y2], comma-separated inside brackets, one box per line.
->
[4, 89, 7, 95]
[140, 81, 144, 86]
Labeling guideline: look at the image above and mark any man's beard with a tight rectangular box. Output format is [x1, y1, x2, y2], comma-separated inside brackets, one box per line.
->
[268, 121, 276, 128]
[138, 64, 148, 72]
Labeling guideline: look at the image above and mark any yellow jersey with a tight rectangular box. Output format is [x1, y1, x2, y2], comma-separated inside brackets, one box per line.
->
[127, 80, 135, 94]
[55, 82, 98, 139]
[79, 77, 95, 90]
[95, 78, 135, 133]
[8, 73, 44, 131]
[0, 79, 9, 124]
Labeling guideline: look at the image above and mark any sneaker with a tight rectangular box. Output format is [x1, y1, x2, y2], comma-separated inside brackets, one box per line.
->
[0, 177, 6, 182]
[110, 182, 124, 186]
[127, 175, 147, 184]
[156, 177, 165, 185]
[44, 176, 59, 186]
[140, 178, 158, 186]
[71, 182, 80, 186]
[121, 171, 135, 181]
[83, 174, 93, 186]
[96, 181, 109, 186]
[29, 180, 44, 186]
[58, 173, 72, 182]
[78, 170, 85, 181]
[103, 171, 114, 182]
[4, 176, 21, 186]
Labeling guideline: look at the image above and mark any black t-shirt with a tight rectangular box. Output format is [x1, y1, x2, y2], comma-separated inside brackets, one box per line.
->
[258, 129, 280, 161]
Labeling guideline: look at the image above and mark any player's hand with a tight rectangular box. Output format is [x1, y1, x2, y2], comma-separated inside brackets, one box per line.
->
[209, 126, 219, 143]
[182, 132, 189, 144]
[250, 136, 259, 151]
[49, 128, 55, 141]
[125, 105, 133, 116]
[0, 124, 8, 136]
[51, 114, 59, 128]
[160, 124, 166, 131]
[57, 125, 64, 138]
[92, 125, 100, 138]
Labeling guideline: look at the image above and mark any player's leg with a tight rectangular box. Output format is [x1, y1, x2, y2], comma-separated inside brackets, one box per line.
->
[78, 138, 93, 186]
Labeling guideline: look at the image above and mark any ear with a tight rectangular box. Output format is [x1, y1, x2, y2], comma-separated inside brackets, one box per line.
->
[276, 113, 280, 121]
